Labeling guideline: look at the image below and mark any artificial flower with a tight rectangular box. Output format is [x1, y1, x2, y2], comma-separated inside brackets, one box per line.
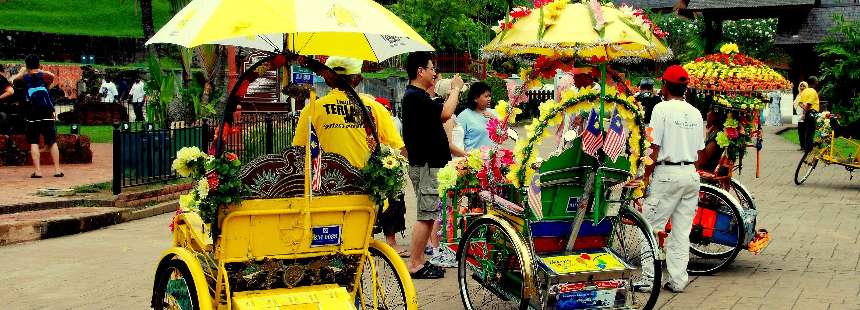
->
[206, 171, 220, 190]
[725, 127, 739, 140]
[197, 178, 210, 199]
[225, 152, 238, 161]
[487, 118, 508, 144]
[382, 155, 399, 169]
[436, 165, 458, 196]
[179, 194, 198, 211]
[467, 150, 484, 171]
[716, 132, 730, 148]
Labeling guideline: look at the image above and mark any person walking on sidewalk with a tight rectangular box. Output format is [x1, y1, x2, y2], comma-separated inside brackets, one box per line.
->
[10, 55, 63, 178]
[129, 79, 146, 122]
[797, 77, 820, 151]
[637, 65, 704, 293]
[401, 51, 464, 279]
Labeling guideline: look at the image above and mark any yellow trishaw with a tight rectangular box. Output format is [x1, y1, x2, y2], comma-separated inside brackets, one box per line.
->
[150, 53, 416, 310]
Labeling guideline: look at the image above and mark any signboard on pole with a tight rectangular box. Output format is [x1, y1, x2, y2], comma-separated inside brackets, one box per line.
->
[291, 65, 315, 85]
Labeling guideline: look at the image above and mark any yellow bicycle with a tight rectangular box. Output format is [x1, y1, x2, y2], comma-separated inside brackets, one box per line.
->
[795, 115, 860, 185]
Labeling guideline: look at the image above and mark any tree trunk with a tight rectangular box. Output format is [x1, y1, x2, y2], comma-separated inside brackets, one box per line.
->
[139, 0, 158, 56]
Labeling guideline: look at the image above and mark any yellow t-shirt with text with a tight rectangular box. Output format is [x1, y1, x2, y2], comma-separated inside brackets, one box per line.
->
[292, 89, 404, 169]
[797, 88, 819, 112]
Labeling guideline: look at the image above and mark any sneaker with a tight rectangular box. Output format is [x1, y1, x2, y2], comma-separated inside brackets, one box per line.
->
[663, 282, 684, 293]
[429, 249, 457, 268]
[424, 246, 434, 256]
[633, 279, 653, 293]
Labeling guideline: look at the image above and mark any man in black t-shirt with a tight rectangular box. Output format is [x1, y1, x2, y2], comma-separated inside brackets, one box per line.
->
[401, 52, 464, 279]
[635, 78, 662, 125]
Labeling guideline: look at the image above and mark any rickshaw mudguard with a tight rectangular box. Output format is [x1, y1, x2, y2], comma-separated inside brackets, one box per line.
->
[480, 214, 537, 301]
[156, 247, 217, 310]
[231, 285, 356, 310]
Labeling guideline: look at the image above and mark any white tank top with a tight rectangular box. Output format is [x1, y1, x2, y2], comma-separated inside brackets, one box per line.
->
[451, 115, 465, 154]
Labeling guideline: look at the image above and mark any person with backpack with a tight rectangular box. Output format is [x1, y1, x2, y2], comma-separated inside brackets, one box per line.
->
[10, 55, 63, 178]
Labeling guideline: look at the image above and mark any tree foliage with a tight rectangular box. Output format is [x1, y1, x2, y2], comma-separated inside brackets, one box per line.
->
[817, 15, 860, 123]
[387, 0, 528, 54]
[650, 13, 783, 63]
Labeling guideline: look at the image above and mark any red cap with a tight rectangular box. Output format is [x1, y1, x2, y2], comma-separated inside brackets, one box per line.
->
[375, 97, 392, 111]
[662, 65, 689, 84]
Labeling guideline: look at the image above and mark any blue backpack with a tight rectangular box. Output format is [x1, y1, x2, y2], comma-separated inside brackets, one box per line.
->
[23, 72, 55, 119]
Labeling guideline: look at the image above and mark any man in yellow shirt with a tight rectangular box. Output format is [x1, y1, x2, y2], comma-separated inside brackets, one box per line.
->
[292, 56, 404, 169]
[797, 77, 820, 151]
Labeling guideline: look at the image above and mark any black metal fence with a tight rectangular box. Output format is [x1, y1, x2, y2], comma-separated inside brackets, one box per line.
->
[112, 112, 299, 194]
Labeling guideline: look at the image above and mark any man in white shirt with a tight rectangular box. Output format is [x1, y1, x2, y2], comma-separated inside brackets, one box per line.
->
[129, 79, 146, 121]
[99, 78, 118, 103]
[637, 65, 704, 293]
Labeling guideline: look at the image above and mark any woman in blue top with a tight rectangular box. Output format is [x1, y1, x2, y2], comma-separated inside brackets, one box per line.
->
[458, 82, 499, 151]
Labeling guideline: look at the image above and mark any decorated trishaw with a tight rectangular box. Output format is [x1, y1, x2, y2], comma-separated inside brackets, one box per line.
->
[795, 111, 860, 185]
[145, 1, 435, 309]
[679, 43, 781, 274]
[438, 1, 673, 309]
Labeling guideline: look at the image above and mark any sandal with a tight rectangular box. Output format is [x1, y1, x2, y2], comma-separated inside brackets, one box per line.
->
[30, 173, 42, 178]
[54, 172, 64, 178]
[410, 262, 445, 279]
[397, 249, 411, 258]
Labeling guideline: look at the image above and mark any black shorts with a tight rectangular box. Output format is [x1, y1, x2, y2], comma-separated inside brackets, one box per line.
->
[374, 193, 407, 236]
[26, 120, 57, 145]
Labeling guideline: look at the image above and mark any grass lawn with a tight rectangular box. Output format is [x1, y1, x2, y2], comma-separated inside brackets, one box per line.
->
[57, 124, 114, 143]
[0, 0, 173, 37]
[779, 128, 859, 159]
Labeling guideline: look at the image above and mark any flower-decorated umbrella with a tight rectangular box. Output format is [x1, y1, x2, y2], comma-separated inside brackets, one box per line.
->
[483, 1, 672, 62]
[683, 43, 791, 178]
[481, 0, 671, 241]
[683, 43, 791, 94]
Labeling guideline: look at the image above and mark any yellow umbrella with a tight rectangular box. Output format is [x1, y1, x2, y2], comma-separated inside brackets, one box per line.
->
[146, 0, 433, 62]
[484, 1, 671, 61]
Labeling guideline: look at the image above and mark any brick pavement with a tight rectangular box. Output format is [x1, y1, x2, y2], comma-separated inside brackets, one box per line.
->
[0, 143, 112, 207]
[0, 127, 857, 309]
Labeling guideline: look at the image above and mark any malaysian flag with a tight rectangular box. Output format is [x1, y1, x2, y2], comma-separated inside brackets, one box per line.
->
[527, 174, 543, 220]
[310, 124, 322, 191]
[582, 108, 603, 158]
[604, 107, 626, 161]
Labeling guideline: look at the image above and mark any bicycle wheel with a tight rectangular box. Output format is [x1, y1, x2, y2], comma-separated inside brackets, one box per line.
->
[458, 217, 530, 310]
[687, 186, 744, 275]
[728, 179, 755, 211]
[151, 259, 201, 310]
[794, 149, 819, 185]
[609, 206, 661, 310]
[357, 241, 417, 310]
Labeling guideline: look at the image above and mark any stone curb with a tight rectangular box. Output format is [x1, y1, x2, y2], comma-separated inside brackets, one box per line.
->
[0, 201, 178, 246]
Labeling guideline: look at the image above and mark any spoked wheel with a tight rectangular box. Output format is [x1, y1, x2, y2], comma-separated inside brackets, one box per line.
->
[152, 259, 200, 310]
[794, 148, 820, 185]
[609, 206, 661, 310]
[357, 242, 415, 310]
[728, 179, 755, 211]
[458, 217, 530, 310]
[687, 186, 744, 275]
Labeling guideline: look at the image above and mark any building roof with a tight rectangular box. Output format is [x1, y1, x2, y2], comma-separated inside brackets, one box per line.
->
[687, 0, 814, 10]
[612, 0, 679, 10]
[775, 5, 860, 45]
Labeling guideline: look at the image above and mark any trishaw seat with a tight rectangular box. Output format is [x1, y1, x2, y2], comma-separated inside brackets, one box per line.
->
[238, 146, 366, 199]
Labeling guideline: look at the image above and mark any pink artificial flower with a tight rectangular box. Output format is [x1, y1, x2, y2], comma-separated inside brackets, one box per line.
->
[498, 149, 515, 166]
[726, 127, 739, 140]
[534, 0, 552, 8]
[487, 118, 508, 144]
[206, 171, 220, 190]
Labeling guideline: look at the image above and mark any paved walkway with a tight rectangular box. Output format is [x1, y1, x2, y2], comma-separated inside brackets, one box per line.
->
[0, 143, 112, 207]
[0, 128, 857, 309]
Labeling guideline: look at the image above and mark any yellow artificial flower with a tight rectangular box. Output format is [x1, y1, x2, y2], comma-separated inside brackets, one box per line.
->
[436, 165, 458, 196]
[467, 150, 484, 170]
[495, 100, 510, 119]
[179, 194, 198, 211]
[382, 155, 399, 169]
[197, 178, 210, 199]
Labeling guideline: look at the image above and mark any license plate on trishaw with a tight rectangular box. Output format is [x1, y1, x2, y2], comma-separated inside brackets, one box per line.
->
[311, 225, 342, 247]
